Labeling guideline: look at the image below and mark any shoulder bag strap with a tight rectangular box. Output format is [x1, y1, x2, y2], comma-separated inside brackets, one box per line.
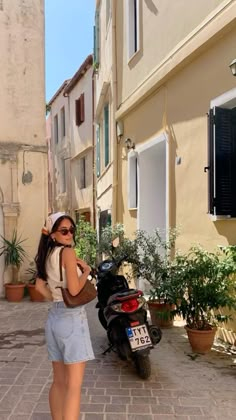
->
[59, 247, 65, 282]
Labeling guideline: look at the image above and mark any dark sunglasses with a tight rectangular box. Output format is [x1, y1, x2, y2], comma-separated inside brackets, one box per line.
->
[57, 227, 76, 236]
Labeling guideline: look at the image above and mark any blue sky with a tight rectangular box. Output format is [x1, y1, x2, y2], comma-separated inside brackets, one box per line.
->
[45, 0, 95, 102]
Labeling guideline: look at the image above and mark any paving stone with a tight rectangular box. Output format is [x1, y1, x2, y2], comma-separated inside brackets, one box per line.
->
[128, 404, 151, 413]
[132, 396, 157, 404]
[105, 388, 130, 396]
[81, 404, 104, 413]
[87, 388, 105, 396]
[0, 414, 11, 420]
[84, 415, 104, 420]
[90, 396, 111, 404]
[13, 400, 36, 414]
[127, 416, 153, 420]
[111, 396, 131, 404]
[105, 404, 127, 413]
[105, 415, 127, 420]
[174, 406, 202, 415]
[151, 404, 174, 415]
[34, 402, 50, 413]
[31, 414, 51, 420]
[153, 416, 188, 420]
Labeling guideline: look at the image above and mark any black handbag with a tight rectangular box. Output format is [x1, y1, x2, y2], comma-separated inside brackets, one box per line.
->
[56, 247, 97, 308]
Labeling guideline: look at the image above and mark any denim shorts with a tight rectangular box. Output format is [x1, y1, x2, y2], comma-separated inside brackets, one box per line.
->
[45, 301, 95, 364]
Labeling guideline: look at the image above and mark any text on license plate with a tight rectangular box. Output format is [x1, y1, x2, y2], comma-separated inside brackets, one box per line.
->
[126, 324, 152, 350]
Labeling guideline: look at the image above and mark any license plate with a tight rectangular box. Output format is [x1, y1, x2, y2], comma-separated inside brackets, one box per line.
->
[126, 324, 152, 351]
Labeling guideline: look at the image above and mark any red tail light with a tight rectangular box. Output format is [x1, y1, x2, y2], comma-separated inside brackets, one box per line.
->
[121, 299, 139, 312]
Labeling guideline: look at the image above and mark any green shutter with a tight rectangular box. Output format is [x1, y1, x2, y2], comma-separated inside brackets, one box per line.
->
[104, 105, 109, 167]
[96, 124, 101, 177]
[93, 10, 100, 65]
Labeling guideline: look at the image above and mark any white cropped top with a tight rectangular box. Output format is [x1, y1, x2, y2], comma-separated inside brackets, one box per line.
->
[46, 247, 82, 302]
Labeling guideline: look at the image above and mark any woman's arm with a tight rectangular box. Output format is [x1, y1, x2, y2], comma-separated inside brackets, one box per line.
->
[62, 248, 90, 296]
[35, 278, 53, 301]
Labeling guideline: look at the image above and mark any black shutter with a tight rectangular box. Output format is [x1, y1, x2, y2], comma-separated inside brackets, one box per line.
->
[207, 109, 214, 214]
[214, 106, 236, 216]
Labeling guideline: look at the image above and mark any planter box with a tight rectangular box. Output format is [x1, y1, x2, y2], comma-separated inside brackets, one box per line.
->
[5, 283, 25, 302]
[185, 326, 217, 354]
[148, 301, 174, 328]
[27, 284, 44, 302]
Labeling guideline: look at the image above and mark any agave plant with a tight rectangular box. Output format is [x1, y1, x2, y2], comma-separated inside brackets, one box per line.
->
[0, 230, 28, 283]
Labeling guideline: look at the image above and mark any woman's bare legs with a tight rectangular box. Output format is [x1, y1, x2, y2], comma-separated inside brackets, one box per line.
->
[49, 361, 66, 420]
[63, 362, 86, 420]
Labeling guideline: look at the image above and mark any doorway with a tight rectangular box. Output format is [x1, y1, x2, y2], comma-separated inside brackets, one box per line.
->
[137, 133, 168, 233]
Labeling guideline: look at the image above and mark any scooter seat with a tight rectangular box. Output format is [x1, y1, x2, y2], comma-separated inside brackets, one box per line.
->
[116, 289, 140, 298]
[107, 289, 143, 306]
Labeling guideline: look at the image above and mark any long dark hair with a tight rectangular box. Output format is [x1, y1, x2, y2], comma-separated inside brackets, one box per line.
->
[35, 215, 76, 281]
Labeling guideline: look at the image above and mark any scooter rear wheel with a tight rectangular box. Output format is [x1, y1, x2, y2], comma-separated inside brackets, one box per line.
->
[134, 354, 151, 380]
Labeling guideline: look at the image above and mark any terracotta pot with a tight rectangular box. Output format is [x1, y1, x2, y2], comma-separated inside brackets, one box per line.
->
[27, 284, 44, 302]
[148, 301, 174, 328]
[185, 325, 217, 354]
[5, 283, 25, 302]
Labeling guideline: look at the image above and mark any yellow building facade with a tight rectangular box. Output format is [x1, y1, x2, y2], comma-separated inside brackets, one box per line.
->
[95, 0, 236, 342]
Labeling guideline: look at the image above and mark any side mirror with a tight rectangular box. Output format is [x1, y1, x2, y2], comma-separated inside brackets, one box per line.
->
[112, 237, 120, 248]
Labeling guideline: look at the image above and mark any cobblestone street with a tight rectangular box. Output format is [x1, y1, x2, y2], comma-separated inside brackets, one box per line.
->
[0, 299, 235, 420]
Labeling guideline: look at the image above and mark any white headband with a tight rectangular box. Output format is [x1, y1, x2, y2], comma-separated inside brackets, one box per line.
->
[42, 212, 66, 235]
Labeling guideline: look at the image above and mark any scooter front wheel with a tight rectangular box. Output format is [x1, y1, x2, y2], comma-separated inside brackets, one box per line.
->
[134, 354, 151, 380]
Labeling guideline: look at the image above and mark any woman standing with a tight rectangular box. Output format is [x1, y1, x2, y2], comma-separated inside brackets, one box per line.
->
[35, 212, 94, 420]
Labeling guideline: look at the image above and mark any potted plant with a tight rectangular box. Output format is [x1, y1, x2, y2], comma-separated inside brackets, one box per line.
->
[0, 230, 28, 302]
[172, 246, 236, 353]
[25, 264, 44, 302]
[135, 229, 178, 328]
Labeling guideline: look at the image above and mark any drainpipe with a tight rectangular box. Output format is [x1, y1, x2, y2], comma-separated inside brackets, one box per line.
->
[63, 92, 72, 215]
[92, 74, 96, 228]
[111, 0, 118, 225]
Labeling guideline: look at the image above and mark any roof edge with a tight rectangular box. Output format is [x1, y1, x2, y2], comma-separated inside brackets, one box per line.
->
[64, 54, 93, 95]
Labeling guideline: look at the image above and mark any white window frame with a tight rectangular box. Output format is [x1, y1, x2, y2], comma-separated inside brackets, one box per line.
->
[126, 0, 140, 61]
[128, 150, 138, 209]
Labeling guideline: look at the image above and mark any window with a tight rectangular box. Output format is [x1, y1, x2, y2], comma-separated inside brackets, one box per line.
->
[104, 104, 109, 167]
[106, 0, 111, 28]
[128, 151, 138, 208]
[75, 93, 85, 126]
[54, 115, 58, 144]
[127, 0, 140, 59]
[61, 107, 66, 138]
[96, 124, 101, 177]
[60, 158, 66, 193]
[207, 106, 236, 217]
[93, 9, 100, 66]
[80, 156, 86, 189]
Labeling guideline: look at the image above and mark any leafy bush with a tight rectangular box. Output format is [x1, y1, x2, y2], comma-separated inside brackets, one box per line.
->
[172, 246, 236, 330]
[134, 228, 178, 302]
[98, 223, 139, 266]
[74, 217, 97, 267]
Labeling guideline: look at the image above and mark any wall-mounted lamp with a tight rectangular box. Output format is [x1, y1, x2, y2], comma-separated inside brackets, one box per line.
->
[125, 138, 135, 150]
[229, 58, 236, 76]
[116, 120, 124, 138]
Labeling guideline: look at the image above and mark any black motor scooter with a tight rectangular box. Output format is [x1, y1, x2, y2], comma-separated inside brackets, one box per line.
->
[95, 243, 162, 379]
